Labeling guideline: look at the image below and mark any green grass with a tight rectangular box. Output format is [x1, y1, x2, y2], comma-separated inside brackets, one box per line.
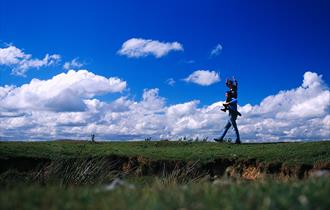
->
[1, 178, 329, 210]
[1, 141, 330, 165]
[1, 141, 329, 210]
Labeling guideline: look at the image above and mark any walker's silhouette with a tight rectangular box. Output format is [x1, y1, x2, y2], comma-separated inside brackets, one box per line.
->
[215, 77, 241, 144]
[91, 134, 95, 143]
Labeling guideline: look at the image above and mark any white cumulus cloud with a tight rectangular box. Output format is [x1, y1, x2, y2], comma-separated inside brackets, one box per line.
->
[184, 70, 220, 86]
[237, 71, 330, 141]
[0, 70, 127, 112]
[0, 45, 61, 76]
[118, 38, 183, 58]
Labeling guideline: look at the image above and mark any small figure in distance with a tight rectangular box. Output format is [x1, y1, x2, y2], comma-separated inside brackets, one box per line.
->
[215, 77, 241, 144]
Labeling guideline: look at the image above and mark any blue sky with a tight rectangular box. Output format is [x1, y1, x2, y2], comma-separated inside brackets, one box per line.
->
[1, 0, 329, 105]
[0, 0, 329, 141]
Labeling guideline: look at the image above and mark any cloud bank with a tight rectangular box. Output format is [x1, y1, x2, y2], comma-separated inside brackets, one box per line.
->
[0, 71, 329, 142]
[118, 38, 183, 58]
[0, 45, 61, 76]
[0, 70, 127, 112]
[184, 70, 220, 86]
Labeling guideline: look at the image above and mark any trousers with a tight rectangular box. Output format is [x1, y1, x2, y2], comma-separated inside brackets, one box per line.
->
[220, 113, 240, 141]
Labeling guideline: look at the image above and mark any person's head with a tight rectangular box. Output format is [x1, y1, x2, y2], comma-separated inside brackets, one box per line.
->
[226, 79, 234, 89]
[226, 79, 232, 86]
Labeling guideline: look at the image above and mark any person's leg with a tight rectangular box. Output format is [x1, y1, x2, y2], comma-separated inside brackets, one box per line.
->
[230, 115, 241, 144]
[219, 120, 232, 140]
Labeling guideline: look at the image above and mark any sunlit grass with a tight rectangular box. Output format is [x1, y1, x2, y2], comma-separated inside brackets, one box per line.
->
[1, 141, 329, 165]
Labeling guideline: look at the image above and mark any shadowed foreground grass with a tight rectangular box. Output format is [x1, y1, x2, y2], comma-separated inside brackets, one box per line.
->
[1, 178, 329, 210]
[1, 141, 330, 165]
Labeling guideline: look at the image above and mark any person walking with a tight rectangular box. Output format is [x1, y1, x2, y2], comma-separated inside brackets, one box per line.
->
[215, 89, 241, 144]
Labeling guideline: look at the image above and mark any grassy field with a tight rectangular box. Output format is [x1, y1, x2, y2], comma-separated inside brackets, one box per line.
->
[0, 140, 329, 210]
[1, 178, 329, 210]
[0, 140, 330, 164]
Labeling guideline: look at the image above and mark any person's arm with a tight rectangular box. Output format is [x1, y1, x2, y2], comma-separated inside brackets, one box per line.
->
[233, 76, 238, 88]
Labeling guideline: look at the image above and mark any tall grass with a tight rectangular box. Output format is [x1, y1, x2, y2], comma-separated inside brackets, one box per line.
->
[0, 158, 124, 186]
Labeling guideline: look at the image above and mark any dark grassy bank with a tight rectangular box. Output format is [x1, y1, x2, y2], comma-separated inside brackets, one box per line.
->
[1, 141, 330, 164]
[1, 141, 329, 183]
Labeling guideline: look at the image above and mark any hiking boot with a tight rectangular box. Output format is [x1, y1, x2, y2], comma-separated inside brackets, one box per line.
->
[235, 139, 241, 144]
[214, 138, 224, 143]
